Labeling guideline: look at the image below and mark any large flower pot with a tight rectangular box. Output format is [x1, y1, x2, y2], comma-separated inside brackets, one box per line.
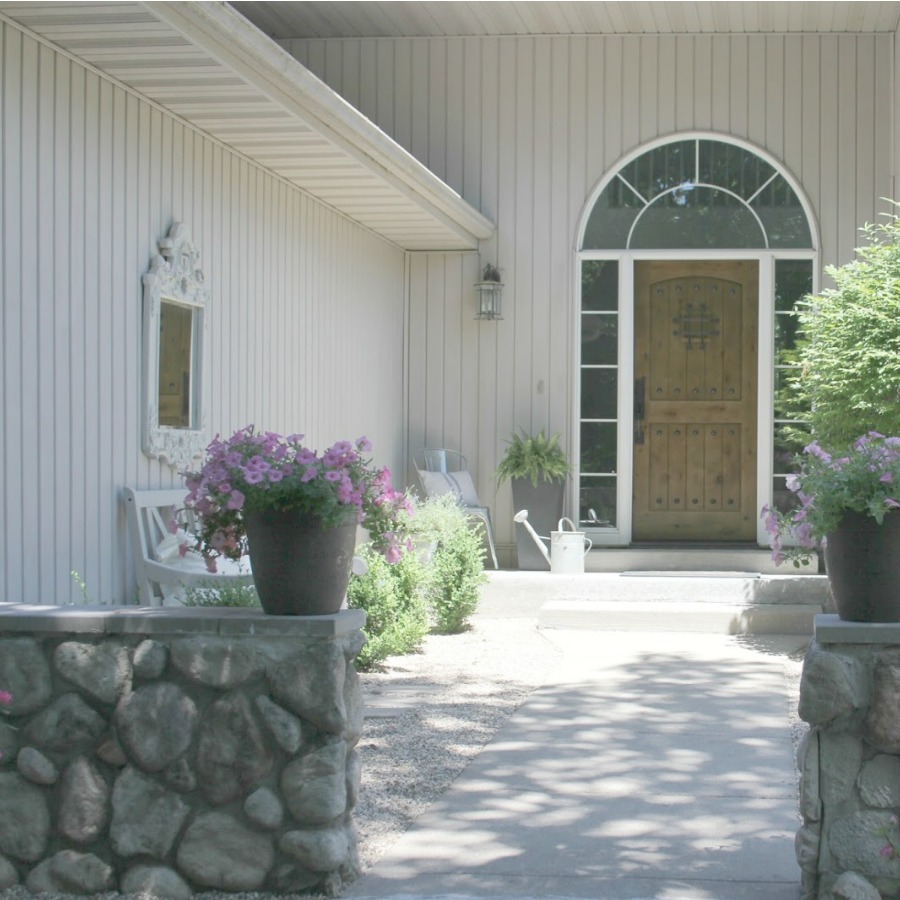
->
[824, 510, 900, 622]
[243, 509, 357, 615]
[511, 478, 566, 571]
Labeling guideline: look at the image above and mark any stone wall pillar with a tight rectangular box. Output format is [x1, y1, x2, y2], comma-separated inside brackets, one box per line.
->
[0, 604, 366, 897]
[797, 614, 900, 900]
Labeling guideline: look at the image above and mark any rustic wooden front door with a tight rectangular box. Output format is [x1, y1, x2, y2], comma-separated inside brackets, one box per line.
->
[633, 261, 758, 541]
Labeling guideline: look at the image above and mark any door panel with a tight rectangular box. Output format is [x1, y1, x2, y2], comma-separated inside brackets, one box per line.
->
[633, 261, 758, 541]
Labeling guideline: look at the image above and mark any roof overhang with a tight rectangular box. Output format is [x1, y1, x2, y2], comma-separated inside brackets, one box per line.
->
[0, 1, 494, 251]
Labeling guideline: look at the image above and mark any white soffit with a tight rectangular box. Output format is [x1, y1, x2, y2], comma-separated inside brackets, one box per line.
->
[231, 0, 900, 39]
[0, 1, 493, 251]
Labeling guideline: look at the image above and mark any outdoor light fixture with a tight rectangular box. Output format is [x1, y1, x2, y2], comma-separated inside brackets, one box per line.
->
[475, 263, 504, 320]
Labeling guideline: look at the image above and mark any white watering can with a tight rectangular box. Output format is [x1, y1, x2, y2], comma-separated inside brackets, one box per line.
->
[513, 510, 592, 575]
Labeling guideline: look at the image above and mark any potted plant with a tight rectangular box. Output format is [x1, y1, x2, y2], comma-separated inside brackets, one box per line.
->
[788, 209, 900, 451]
[762, 432, 900, 622]
[182, 427, 411, 615]
[496, 430, 573, 570]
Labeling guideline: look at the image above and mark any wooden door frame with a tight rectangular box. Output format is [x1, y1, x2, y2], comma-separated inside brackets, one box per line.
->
[573, 249, 820, 547]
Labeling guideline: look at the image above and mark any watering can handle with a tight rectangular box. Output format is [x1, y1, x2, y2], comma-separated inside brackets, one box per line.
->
[557, 517, 592, 557]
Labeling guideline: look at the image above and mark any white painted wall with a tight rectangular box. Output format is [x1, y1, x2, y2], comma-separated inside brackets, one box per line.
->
[1, 21, 406, 604]
[286, 33, 895, 555]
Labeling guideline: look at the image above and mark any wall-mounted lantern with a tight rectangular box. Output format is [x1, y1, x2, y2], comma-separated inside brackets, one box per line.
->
[475, 263, 504, 320]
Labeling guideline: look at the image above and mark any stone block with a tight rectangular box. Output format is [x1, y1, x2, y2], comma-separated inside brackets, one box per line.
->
[0, 638, 52, 715]
[280, 825, 352, 872]
[266, 642, 349, 734]
[255, 695, 304, 754]
[245, 786, 284, 830]
[53, 640, 132, 705]
[830, 810, 900, 878]
[798, 644, 860, 726]
[115, 682, 197, 772]
[23, 693, 106, 754]
[820, 732, 864, 806]
[16, 747, 57, 785]
[122, 864, 193, 900]
[798, 730, 821, 822]
[132, 639, 167, 679]
[832, 870, 882, 899]
[110, 765, 189, 859]
[58, 756, 109, 843]
[25, 850, 113, 894]
[0, 854, 18, 890]
[196, 691, 273, 805]
[865, 657, 900, 752]
[170, 637, 262, 688]
[859, 755, 900, 808]
[795, 821, 821, 873]
[0, 772, 50, 861]
[282, 742, 347, 825]
[176, 811, 274, 891]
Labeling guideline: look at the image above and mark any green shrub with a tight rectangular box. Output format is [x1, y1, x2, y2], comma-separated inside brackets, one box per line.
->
[409, 494, 487, 634]
[182, 581, 260, 607]
[346, 545, 429, 669]
[793, 210, 900, 451]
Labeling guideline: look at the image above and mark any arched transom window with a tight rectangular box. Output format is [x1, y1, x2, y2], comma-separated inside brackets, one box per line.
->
[582, 138, 813, 250]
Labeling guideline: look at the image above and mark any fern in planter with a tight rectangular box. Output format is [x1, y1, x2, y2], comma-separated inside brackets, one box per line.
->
[496, 430, 573, 487]
[497, 430, 573, 570]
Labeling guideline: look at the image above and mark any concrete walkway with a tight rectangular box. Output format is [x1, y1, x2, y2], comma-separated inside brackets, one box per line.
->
[345, 618, 805, 899]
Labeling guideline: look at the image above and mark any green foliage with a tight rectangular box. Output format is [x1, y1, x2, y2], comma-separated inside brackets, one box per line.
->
[346, 545, 429, 670]
[495, 430, 573, 487]
[408, 494, 487, 634]
[794, 210, 900, 451]
[182, 581, 260, 608]
[70, 571, 92, 605]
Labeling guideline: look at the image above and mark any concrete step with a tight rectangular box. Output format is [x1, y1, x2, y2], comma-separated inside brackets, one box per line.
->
[479, 570, 830, 636]
[583, 546, 818, 575]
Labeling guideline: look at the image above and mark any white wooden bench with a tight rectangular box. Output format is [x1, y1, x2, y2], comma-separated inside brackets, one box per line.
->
[124, 487, 253, 606]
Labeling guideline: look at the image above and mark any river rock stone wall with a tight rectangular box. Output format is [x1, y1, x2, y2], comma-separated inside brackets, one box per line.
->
[0, 604, 366, 897]
[798, 615, 900, 900]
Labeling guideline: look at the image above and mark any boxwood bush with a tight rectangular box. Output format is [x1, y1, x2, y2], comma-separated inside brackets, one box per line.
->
[408, 494, 487, 634]
[346, 543, 430, 670]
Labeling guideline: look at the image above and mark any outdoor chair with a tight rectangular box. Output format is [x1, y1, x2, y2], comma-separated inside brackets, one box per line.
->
[124, 487, 253, 606]
[412, 449, 500, 569]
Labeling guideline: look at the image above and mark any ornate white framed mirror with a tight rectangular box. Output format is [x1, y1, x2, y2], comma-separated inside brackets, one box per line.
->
[142, 223, 208, 470]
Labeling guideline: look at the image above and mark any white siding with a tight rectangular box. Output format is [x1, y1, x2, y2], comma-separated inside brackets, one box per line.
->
[1, 21, 406, 604]
[287, 33, 894, 553]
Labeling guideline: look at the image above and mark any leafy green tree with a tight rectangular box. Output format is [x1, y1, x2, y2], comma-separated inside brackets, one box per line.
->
[794, 211, 900, 451]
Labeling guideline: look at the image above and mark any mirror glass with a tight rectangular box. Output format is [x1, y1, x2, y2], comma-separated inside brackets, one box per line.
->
[158, 300, 196, 428]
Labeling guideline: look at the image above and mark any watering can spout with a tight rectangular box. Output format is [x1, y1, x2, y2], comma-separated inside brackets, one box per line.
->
[513, 509, 552, 566]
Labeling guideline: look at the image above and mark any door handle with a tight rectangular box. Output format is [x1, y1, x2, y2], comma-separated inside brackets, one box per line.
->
[634, 377, 646, 445]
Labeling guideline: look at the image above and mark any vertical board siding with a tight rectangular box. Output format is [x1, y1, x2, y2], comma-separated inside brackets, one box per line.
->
[290, 32, 892, 551]
[1, 22, 406, 603]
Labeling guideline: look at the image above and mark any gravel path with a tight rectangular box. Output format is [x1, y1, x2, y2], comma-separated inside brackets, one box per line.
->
[0, 616, 807, 900]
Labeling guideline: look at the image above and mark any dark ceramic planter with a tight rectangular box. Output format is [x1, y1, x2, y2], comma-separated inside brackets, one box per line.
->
[243, 509, 357, 616]
[511, 478, 566, 571]
[824, 510, 900, 622]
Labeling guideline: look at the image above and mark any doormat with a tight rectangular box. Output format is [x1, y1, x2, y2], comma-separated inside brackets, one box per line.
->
[621, 571, 762, 579]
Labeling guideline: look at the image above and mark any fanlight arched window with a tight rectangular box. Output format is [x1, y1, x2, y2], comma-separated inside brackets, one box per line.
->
[582, 138, 812, 250]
